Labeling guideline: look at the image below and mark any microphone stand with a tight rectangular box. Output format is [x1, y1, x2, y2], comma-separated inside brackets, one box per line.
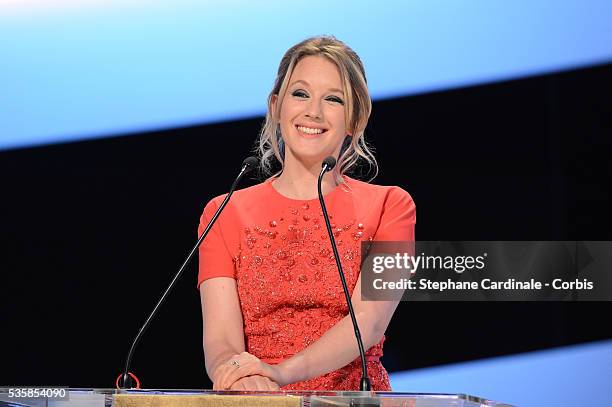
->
[116, 157, 257, 389]
[317, 158, 373, 394]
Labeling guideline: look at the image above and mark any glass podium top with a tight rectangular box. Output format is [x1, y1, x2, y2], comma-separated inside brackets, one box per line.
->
[0, 388, 515, 407]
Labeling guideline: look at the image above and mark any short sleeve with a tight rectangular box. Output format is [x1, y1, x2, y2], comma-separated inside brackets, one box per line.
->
[374, 187, 416, 241]
[197, 197, 236, 288]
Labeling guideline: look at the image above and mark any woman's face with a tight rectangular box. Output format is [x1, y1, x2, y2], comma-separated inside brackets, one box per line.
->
[274, 55, 348, 168]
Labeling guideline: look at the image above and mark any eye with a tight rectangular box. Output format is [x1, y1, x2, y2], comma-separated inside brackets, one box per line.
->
[326, 96, 344, 105]
[292, 90, 308, 98]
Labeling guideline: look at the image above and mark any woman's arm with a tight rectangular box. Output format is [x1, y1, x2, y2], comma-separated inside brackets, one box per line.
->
[201, 277, 282, 390]
[217, 272, 402, 388]
[278, 271, 400, 385]
[200, 277, 245, 385]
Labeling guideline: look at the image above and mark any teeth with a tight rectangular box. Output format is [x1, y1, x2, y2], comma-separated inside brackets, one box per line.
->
[297, 126, 324, 135]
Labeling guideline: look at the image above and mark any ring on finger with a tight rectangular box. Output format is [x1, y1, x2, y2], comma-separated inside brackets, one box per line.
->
[229, 359, 240, 368]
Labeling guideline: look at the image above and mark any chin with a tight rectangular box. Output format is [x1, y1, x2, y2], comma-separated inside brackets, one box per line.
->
[288, 149, 333, 165]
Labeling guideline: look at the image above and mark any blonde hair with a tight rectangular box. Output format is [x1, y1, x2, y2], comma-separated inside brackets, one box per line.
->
[257, 36, 378, 184]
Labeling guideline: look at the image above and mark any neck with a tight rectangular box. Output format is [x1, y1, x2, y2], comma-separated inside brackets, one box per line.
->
[273, 159, 340, 200]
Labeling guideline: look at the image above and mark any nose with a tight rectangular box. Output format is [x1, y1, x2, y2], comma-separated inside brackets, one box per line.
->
[305, 98, 323, 121]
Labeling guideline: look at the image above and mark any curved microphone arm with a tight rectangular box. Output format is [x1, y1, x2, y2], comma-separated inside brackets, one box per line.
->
[118, 157, 256, 389]
[317, 158, 371, 392]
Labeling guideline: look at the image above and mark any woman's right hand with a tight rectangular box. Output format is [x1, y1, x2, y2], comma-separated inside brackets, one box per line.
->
[212, 358, 280, 391]
[226, 374, 280, 391]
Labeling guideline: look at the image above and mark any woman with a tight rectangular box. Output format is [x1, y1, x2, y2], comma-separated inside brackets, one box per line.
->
[198, 36, 415, 391]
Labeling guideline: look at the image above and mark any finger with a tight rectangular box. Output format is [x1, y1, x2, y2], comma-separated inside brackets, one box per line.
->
[212, 371, 226, 391]
[267, 378, 280, 391]
[225, 359, 264, 386]
[214, 373, 229, 391]
[242, 376, 260, 391]
[262, 376, 280, 391]
[216, 355, 244, 389]
[244, 375, 275, 391]
[261, 377, 274, 391]
[216, 371, 231, 389]
[221, 353, 266, 389]
[228, 377, 240, 390]
[223, 363, 259, 389]
[230, 378, 247, 391]
[251, 376, 271, 391]
[213, 365, 232, 390]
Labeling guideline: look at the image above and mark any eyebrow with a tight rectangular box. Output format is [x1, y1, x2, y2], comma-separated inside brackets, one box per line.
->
[289, 80, 344, 95]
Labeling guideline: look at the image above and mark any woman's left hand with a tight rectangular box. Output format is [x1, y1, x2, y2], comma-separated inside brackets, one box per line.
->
[218, 352, 287, 389]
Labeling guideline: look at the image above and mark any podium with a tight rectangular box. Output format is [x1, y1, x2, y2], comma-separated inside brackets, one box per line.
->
[0, 388, 515, 406]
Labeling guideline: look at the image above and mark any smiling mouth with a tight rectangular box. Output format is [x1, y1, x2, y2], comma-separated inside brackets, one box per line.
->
[296, 125, 327, 135]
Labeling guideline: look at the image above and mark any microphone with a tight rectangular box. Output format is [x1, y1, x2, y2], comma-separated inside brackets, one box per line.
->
[317, 156, 373, 394]
[116, 156, 258, 389]
[322, 156, 336, 172]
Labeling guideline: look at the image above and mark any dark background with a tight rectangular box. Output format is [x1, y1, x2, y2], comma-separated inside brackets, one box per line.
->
[1, 63, 611, 388]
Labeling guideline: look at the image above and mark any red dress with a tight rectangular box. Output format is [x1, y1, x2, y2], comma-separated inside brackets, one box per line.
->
[198, 176, 416, 390]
